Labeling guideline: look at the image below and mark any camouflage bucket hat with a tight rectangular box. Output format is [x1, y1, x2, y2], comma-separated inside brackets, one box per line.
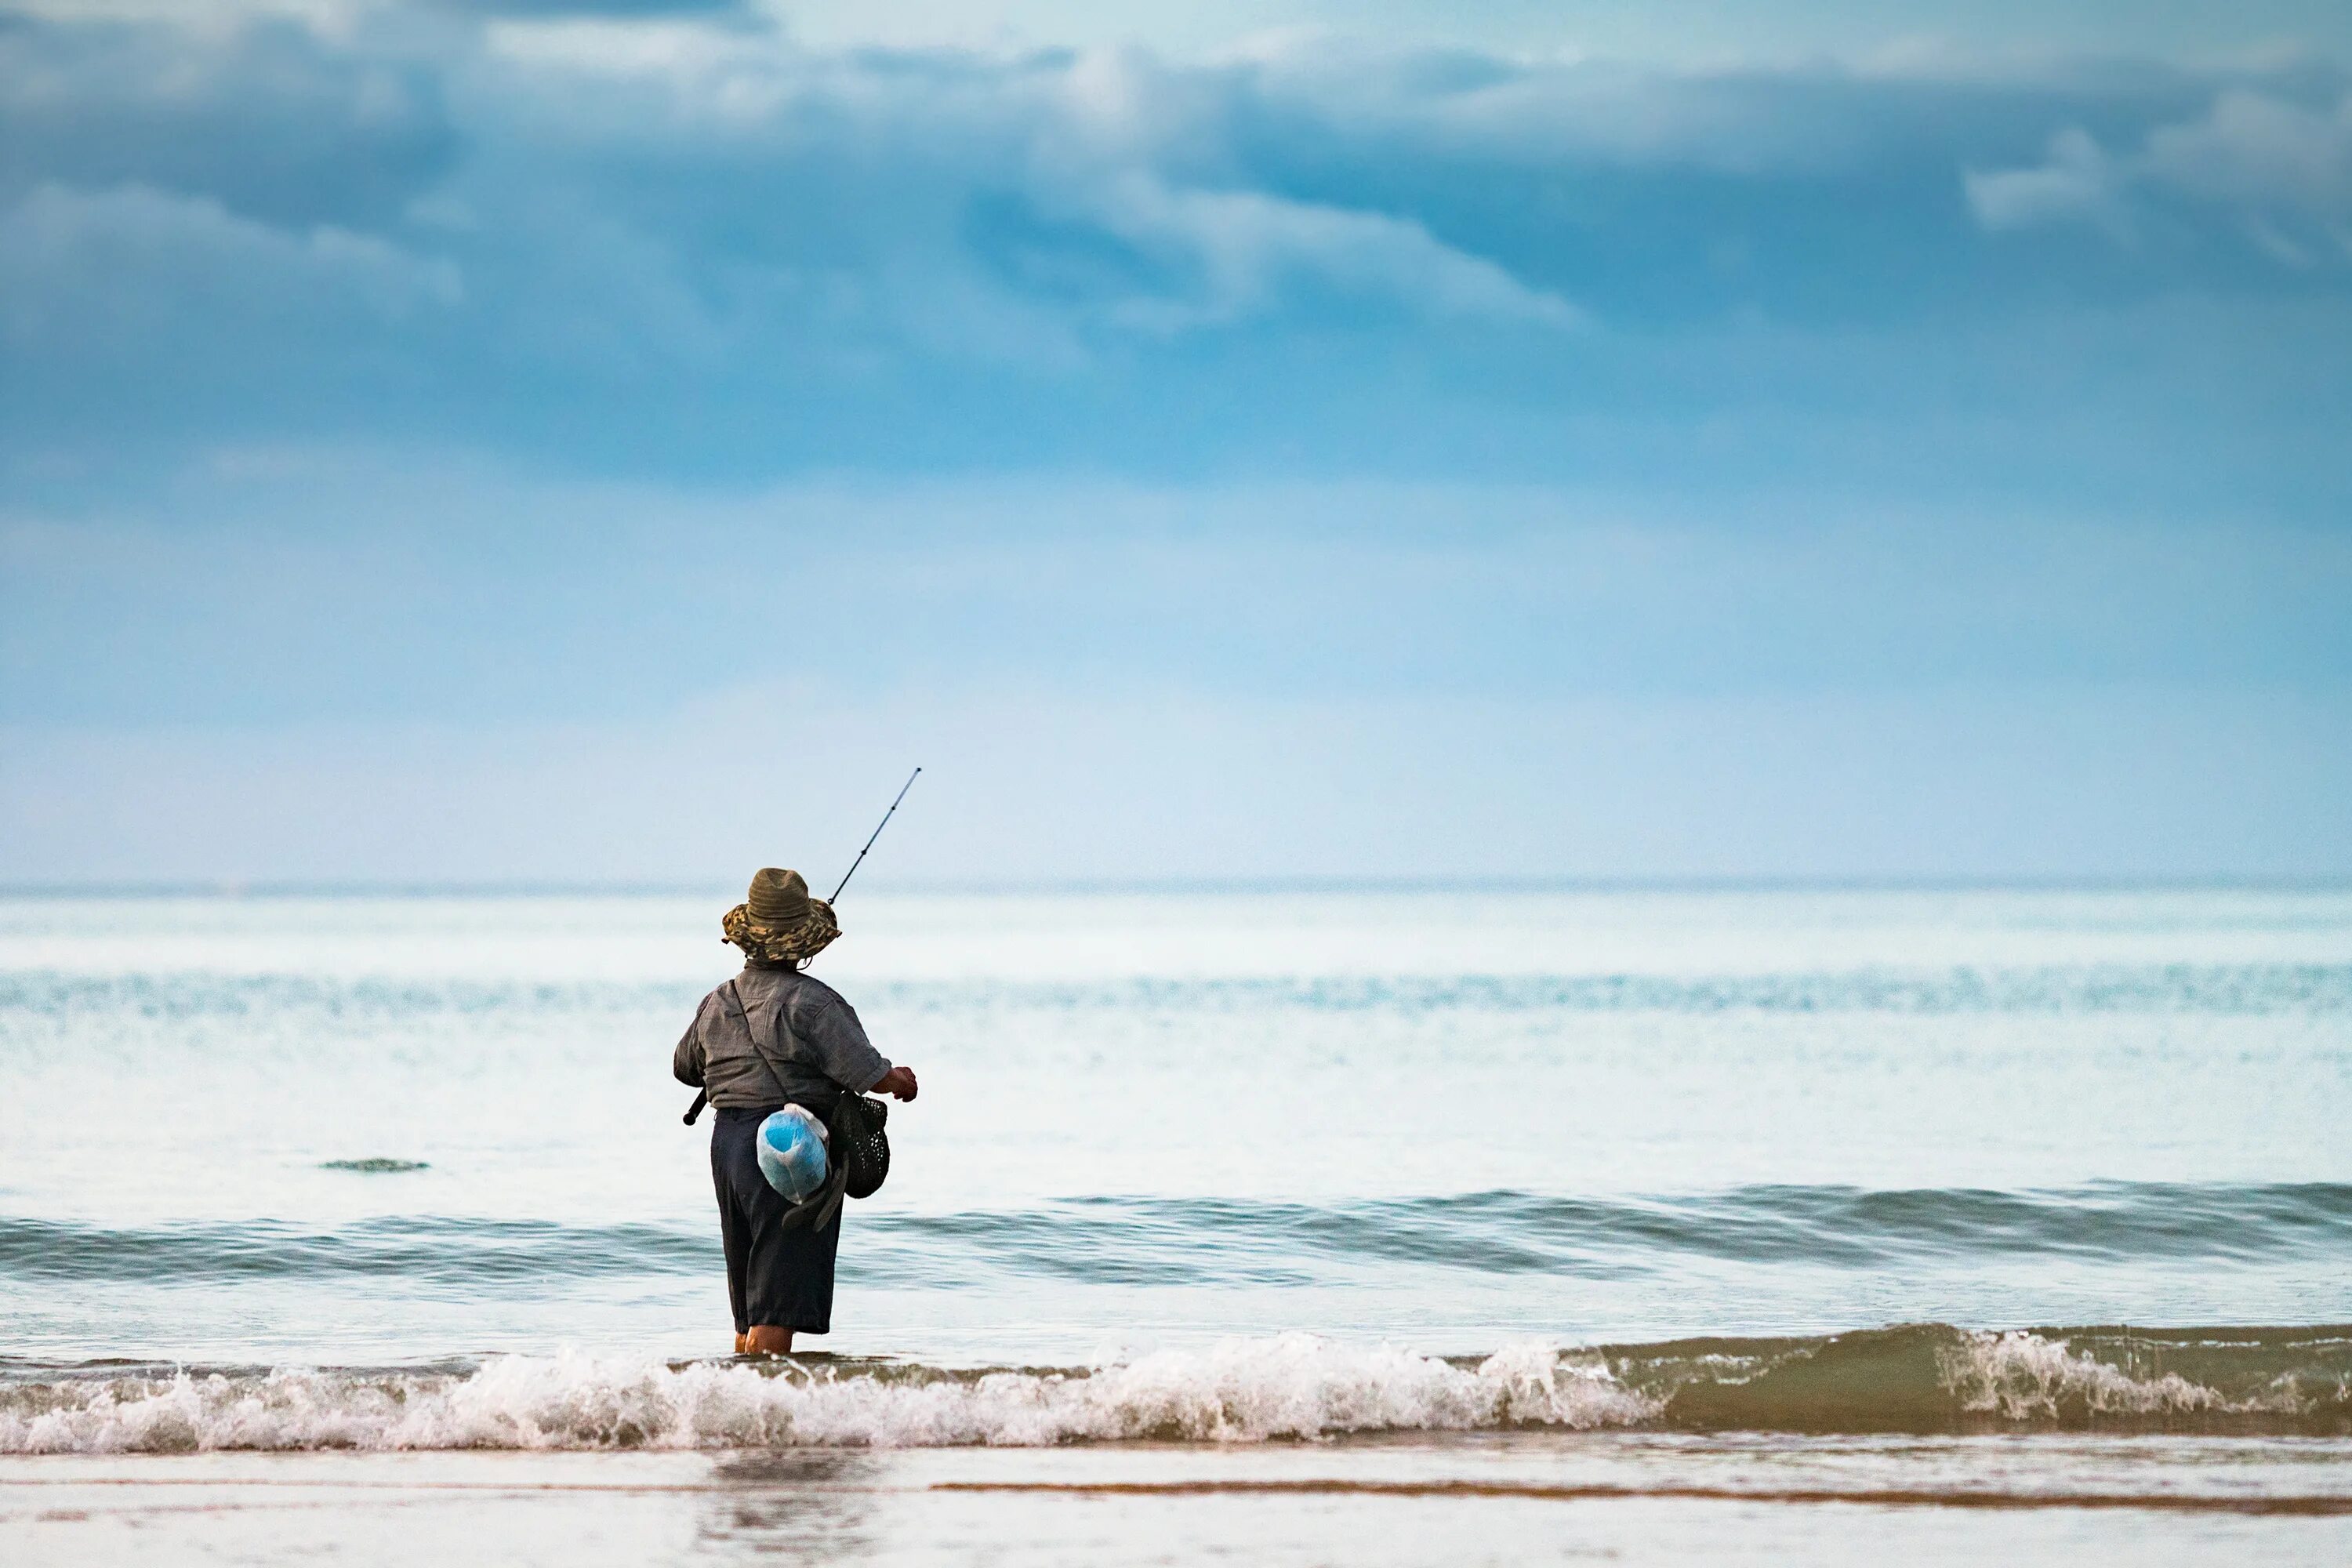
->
[723, 867, 841, 964]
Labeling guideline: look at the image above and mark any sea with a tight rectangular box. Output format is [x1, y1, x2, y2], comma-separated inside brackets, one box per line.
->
[2, 887, 2349, 1563]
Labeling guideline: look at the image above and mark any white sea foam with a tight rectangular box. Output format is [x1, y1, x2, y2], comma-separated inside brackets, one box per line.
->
[0, 1336, 1657, 1454]
[1937, 1330, 2285, 1420]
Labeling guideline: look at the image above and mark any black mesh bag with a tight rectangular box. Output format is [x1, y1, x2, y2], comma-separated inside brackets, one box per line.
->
[829, 1093, 891, 1200]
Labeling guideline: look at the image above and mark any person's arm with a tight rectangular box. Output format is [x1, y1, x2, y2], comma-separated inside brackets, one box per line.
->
[673, 1002, 707, 1088]
[796, 987, 917, 1101]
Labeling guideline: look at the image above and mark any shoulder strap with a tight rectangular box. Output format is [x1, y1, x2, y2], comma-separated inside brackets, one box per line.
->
[722, 978, 807, 1105]
[719, 978, 848, 1232]
[743, 978, 851, 1232]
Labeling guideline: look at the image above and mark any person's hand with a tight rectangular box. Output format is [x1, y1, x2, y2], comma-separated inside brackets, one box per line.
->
[875, 1065, 918, 1102]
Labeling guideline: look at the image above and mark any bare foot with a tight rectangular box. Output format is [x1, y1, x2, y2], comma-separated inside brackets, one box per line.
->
[743, 1325, 794, 1356]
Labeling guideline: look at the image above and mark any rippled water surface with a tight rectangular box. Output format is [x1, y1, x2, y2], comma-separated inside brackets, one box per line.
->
[2, 888, 2348, 1451]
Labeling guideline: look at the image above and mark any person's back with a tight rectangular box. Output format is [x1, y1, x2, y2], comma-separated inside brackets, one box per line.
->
[673, 868, 917, 1357]
[677, 963, 889, 1116]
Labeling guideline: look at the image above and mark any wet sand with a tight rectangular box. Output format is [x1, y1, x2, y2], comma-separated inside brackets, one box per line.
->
[7, 1433, 2351, 1566]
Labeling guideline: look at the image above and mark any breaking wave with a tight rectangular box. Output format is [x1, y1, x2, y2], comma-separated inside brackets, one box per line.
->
[4, 1325, 2346, 1454]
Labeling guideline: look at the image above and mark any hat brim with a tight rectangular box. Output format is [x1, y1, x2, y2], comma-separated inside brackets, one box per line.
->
[723, 900, 840, 962]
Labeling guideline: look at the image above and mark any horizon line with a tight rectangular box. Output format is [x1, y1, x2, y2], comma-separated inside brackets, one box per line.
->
[2, 874, 2348, 900]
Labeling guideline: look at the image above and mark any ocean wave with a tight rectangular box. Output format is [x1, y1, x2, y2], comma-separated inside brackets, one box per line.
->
[2, 1327, 2345, 1453]
[0, 1215, 714, 1284]
[0, 1338, 1649, 1454]
[1611, 1323, 2352, 1433]
[9, 1184, 2350, 1287]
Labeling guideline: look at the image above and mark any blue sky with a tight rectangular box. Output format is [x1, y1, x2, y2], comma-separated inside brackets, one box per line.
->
[2, 1, 2348, 884]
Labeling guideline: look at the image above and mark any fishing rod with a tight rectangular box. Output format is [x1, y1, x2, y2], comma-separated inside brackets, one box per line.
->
[830, 766, 921, 902]
[683, 768, 923, 1125]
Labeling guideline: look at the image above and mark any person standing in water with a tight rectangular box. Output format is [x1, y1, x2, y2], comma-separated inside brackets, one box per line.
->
[673, 868, 918, 1356]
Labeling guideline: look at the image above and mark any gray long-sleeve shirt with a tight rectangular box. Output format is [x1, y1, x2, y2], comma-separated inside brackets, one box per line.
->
[673, 964, 891, 1109]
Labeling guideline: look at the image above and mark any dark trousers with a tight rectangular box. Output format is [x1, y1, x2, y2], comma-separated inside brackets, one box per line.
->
[710, 1105, 844, 1335]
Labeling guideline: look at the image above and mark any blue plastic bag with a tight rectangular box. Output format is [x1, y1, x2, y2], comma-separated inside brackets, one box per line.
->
[755, 1105, 830, 1201]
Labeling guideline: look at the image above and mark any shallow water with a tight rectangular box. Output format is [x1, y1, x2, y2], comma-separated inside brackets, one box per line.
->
[1, 888, 2348, 1467]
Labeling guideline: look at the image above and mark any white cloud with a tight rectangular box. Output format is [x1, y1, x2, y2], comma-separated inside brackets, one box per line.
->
[1964, 127, 2125, 235]
[0, 182, 463, 343]
[1, 0, 373, 27]
[2146, 89, 2352, 222]
[1082, 173, 1581, 333]
[1966, 91, 2352, 260]
[466, 24, 1577, 343]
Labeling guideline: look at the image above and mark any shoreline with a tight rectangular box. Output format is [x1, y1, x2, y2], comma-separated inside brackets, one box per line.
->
[9, 1436, 2352, 1566]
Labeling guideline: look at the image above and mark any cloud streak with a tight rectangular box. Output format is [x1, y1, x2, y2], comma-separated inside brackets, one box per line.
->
[1, 181, 463, 328]
[1968, 90, 2352, 262]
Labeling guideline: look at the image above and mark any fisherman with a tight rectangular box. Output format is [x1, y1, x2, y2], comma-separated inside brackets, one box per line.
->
[673, 867, 918, 1356]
